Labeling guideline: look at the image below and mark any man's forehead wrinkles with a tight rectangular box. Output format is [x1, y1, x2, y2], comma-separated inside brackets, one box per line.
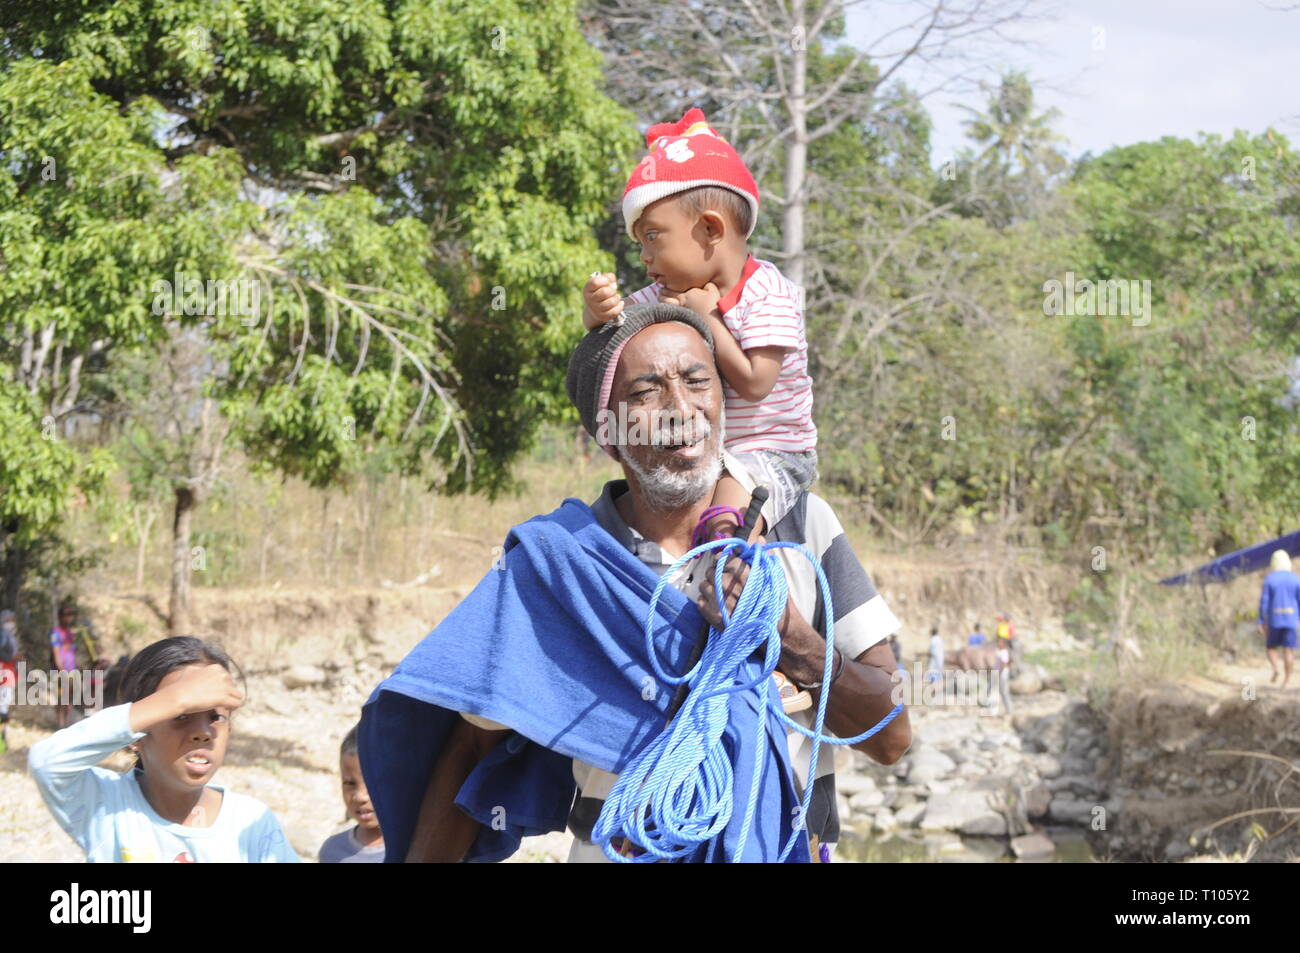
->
[624, 356, 708, 382]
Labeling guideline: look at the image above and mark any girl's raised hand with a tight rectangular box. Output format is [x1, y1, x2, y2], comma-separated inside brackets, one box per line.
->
[129, 663, 243, 732]
[165, 663, 244, 716]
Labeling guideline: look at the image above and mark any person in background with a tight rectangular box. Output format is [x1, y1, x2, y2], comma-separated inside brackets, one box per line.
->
[888, 633, 902, 666]
[49, 603, 87, 729]
[319, 724, 385, 863]
[967, 622, 986, 646]
[994, 636, 1014, 715]
[1259, 549, 1300, 689]
[928, 626, 944, 684]
[994, 612, 1020, 674]
[0, 609, 20, 754]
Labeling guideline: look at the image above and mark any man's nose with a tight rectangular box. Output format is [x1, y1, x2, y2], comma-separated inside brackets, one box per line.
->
[661, 379, 698, 422]
[191, 715, 216, 741]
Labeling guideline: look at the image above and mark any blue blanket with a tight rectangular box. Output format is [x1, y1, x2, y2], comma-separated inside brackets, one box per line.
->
[358, 498, 808, 862]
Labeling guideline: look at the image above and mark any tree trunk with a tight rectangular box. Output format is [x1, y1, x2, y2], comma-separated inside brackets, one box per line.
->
[0, 526, 26, 621]
[134, 507, 157, 589]
[169, 486, 196, 636]
[782, 0, 808, 289]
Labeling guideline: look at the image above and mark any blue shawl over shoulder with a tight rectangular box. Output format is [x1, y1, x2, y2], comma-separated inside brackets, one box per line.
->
[358, 498, 807, 863]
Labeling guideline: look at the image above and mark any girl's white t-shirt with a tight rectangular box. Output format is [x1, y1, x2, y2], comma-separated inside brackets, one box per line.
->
[29, 703, 300, 863]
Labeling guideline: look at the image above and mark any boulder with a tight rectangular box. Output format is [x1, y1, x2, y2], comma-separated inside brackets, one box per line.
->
[849, 788, 886, 812]
[1033, 753, 1062, 779]
[872, 809, 899, 834]
[921, 789, 1007, 836]
[1011, 832, 1055, 859]
[836, 773, 878, 797]
[1010, 670, 1043, 695]
[917, 717, 978, 749]
[282, 665, 327, 689]
[1047, 796, 1096, 826]
[895, 802, 926, 827]
[836, 795, 852, 823]
[907, 746, 957, 785]
[1025, 782, 1051, 820]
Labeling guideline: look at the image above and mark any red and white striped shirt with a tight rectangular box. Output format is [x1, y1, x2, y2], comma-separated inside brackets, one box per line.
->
[625, 256, 817, 453]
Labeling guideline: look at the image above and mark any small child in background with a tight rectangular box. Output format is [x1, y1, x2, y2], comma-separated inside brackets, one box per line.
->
[318, 724, 384, 863]
[583, 107, 817, 542]
[28, 636, 300, 863]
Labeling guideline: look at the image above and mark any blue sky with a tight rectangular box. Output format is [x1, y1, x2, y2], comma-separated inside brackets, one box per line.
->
[845, 0, 1299, 163]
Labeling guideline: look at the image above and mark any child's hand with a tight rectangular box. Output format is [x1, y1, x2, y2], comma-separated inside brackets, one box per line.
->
[161, 664, 244, 717]
[129, 663, 243, 733]
[659, 282, 720, 319]
[583, 273, 624, 329]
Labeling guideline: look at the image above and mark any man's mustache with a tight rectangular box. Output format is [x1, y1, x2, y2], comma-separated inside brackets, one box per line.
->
[648, 414, 712, 448]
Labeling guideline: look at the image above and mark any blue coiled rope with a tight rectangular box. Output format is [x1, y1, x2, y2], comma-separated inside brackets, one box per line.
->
[591, 536, 904, 862]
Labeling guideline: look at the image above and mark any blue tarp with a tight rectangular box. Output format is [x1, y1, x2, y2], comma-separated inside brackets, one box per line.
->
[1159, 529, 1300, 585]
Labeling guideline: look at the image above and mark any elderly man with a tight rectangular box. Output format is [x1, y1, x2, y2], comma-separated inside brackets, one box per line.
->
[359, 304, 910, 863]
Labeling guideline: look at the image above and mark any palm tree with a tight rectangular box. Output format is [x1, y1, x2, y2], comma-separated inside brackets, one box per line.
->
[957, 71, 1067, 224]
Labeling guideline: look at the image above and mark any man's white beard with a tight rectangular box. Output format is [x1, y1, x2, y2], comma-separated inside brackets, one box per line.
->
[623, 448, 723, 510]
[620, 409, 725, 511]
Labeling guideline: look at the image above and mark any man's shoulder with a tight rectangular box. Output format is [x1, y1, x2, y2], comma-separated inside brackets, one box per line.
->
[772, 491, 843, 548]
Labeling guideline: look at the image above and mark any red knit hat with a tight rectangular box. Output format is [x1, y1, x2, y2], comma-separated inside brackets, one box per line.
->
[622, 108, 759, 240]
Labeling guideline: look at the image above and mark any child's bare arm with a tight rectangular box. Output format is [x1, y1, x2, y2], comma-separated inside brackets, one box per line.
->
[706, 316, 787, 402]
[658, 283, 789, 401]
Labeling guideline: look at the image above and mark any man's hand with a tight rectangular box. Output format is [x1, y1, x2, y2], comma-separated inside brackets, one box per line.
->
[659, 282, 720, 320]
[696, 542, 778, 630]
[583, 272, 624, 330]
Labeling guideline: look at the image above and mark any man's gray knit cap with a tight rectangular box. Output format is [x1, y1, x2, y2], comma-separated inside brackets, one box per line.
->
[566, 302, 714, 440]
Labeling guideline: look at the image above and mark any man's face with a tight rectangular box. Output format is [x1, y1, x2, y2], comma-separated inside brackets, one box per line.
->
[634, 196, 713, 293]
[59, 608, 75, 628]
[608, 322, 723, 509]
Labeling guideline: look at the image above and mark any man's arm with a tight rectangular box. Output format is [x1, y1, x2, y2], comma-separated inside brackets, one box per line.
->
[404, 718, 509, 862]
[698, 567, 911, 764]
[774, 605, 911, 764]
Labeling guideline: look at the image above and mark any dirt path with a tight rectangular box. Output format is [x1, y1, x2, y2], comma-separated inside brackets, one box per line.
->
[0, 666, 572, 863]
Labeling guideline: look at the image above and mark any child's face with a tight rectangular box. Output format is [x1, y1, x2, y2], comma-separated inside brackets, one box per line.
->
[634, 196, 722, 293]
[135, 664, 231, 793]
[340, 752, 379, 831]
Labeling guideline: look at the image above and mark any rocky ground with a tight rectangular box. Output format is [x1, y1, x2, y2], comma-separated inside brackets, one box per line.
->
[0, 658, 1069, 863]
[4, 652, 1294, 863]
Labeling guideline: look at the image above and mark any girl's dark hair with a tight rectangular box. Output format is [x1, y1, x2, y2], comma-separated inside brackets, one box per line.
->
[340, 724, 359, 759]
[118, 636, 242, 706]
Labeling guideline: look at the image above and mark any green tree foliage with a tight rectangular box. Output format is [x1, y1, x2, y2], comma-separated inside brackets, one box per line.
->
[3, 0, 637, 494]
